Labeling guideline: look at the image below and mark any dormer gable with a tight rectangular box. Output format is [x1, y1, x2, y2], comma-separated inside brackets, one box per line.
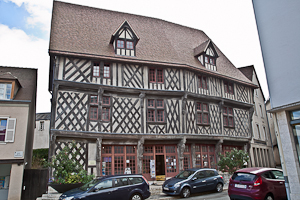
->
[0, 72, 21, 100]
[110, 20, 139, 57]
[194, 40, 219, 71]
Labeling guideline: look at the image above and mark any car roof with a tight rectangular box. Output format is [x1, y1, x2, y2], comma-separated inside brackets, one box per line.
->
[96, 174, 143, 180]
[186, 168, 216, 172]
[235, 167, 282, 175]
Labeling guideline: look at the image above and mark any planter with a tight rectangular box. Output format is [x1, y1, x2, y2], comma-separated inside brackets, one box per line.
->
[48, 183, 84, 193]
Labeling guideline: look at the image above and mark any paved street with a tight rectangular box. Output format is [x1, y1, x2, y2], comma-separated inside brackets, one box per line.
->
[149, 190, 230, 200]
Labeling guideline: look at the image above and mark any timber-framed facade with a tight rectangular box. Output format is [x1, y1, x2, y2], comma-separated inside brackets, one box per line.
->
[48, 1, 260, 180]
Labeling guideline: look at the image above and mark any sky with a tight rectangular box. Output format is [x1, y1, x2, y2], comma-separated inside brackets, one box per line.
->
[0, 0, 268, 113]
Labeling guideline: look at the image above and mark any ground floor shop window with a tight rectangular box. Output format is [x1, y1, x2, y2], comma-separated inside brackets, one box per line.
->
[195, 144, 216, 169]
[101, 145, 136, 176]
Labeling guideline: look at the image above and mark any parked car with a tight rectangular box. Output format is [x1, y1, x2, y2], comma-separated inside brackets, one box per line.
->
[162, 168, 224, 198]
[228, 167, 287, 200]
[59, 174, 151, 200]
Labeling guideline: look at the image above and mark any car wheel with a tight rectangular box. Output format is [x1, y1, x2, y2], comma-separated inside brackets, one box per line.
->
[215, 183, 223, 192]
[265, 194, 274, 200]
[130, 193, 143, 200]
[180, 187, 191, 198]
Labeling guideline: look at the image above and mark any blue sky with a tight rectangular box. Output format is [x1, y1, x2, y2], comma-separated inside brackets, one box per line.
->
[0, 0, 268, 113]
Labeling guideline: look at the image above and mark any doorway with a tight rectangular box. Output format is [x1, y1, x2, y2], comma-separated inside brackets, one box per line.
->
[155, 155, 165, 176]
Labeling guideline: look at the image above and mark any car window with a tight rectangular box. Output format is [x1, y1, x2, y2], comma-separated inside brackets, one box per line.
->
[175, 170, 194, 179]
[261, 171, 273, 179]
[194, 171, 206, 179]
[205, 170, 215, 177]
[231, 173, 257, 181]
[129, 177, 143, 184]
[94, 179, 113, 190]
[115, 178, 129, 187]
[271, 170, 284, 180]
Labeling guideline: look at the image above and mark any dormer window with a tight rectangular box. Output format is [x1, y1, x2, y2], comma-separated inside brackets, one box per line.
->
[194, 40, 218, 71]
[110, 21, 139, 57]
[0, 83, 12, 100]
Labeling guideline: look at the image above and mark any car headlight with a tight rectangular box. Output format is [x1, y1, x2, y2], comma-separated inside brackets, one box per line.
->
[174, 183, 181, 189]
[62, 196, 74, 200]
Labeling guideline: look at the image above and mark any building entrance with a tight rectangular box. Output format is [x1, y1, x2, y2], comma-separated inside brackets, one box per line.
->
[155, 155, 165, 176]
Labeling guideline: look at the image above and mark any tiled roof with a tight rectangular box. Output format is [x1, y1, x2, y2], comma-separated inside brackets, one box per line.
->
[238, 66, 254, 81]
[36, 113, 51, 121]
[49, 1, 256, 87]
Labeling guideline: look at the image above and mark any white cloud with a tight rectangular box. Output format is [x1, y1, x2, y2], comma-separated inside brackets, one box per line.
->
[7, 0, 52, 32]
[0, 24, 51, 112]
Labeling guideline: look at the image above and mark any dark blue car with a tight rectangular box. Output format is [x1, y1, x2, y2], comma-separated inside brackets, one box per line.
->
[162, 168, 224, 198]
[59, 174, 150, 200]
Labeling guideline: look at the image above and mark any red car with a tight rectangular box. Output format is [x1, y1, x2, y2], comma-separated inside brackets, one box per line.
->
[228, 167, 287, 200]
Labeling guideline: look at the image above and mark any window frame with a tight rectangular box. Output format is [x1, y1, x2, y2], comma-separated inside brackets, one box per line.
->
[0, 117, 16, 143]
[101, 96, 111, 122]
[89, 95, 98, 121]
[223, 106, 234, 128]
[149, 68, 164, 83]
[147, 99, 165, 123]
[103, 64, 110, 78]
[224, 81, 234, 95]
[198, 75, 208, 89]
[196, 102, 210, 125]
[93, 63, 100, 77]
[117, 40, 125, 48]
[0, 82, 13, 100]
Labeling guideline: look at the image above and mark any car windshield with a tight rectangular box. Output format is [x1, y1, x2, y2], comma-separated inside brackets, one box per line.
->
[80, 179, 100, 191]
[232, 173, 257, 182]
[175, 170, 195, 179]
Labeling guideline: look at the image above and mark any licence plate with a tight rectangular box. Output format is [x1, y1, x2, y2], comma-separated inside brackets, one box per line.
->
[164, 187, 169, 190]
[235, 184, 247, 189]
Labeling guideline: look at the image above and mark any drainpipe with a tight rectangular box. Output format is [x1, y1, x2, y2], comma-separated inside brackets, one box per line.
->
[274, 113, 290, 200]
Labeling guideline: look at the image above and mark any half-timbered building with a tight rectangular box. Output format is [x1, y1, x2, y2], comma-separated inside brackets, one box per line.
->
[48, 1, 259, 180]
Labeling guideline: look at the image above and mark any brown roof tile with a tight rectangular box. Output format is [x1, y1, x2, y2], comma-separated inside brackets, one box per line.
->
[49, 1, 255, 87]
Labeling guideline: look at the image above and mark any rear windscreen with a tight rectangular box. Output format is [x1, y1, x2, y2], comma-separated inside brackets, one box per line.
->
[231, 173, 257, 181]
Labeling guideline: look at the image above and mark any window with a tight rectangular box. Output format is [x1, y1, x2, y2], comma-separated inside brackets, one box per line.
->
[0, 118, 16, 142]
[126, 41, 134, 49]
[224, 81, 234, 95]
[257, 124, 261, 139]
[95, 179, 113, 190]
[205, 55, 215, 65]
[223, 107, 234, 127]
[147, 99, 164, 122]
[0, 83, 12, 100]
[117, 40, 125, 48]
[198, 75, 208, 89]
[93, 63, 100, 77]
[149, 68, 163, 83]
[104, 64, 110, 78]
[93, 63, 110, 78]
[259, 104, 264, 118]
[39, 121, 44, 131]
[89, 95, 98, 120]
[102, 96, 111, 121]
[263, 126, 267, 140]
[196, 102, 209, 125]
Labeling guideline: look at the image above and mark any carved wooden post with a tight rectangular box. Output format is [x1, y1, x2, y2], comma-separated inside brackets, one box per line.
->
[137, 137, 144, 174]
[191, 143, 196, 168]
[215, 139, 223, 170]
[139, 92, 145, 133]
[96, 138, 102, 177]
[49, 134, 56, 180]
[177, 137, 186, 171]
[182, 93, 187, 133]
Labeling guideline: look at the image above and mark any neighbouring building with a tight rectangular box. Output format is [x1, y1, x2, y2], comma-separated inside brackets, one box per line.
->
[0, 66, 37, 200]
[239, 65, 275, 168]
[253, 0, 300, 199]
[48, 1, 270, 181]
[265, 99, 281, 167]
[33, 113, 51, 150]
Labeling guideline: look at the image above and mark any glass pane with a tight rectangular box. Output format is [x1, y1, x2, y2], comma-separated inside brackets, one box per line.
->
[293, 125, 300, 165]
[291, 110, 300, 120]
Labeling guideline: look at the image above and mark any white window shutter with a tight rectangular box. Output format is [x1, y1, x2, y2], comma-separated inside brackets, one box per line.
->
[5, 118, 16, 142]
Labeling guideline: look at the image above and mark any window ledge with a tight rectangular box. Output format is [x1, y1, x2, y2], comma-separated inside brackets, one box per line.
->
[0, 142, 7, 145]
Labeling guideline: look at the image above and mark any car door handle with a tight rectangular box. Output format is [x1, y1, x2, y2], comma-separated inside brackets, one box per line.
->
[214, 178, 217, 180]
[202, 180, 206, 182]
[279, 182, 284, 185]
